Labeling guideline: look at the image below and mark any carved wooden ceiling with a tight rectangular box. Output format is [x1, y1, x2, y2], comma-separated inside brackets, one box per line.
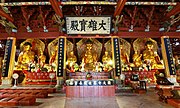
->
[0, 0, 179, 39]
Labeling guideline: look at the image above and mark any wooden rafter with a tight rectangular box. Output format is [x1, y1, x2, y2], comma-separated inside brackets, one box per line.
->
[114, 0, 123, 16]
[0, 9, 13, 22]
[166, 3, 180, 18]
[147, 6, 155, 26]
[114, 0, 127, 17]
[49, 0, 63, 18]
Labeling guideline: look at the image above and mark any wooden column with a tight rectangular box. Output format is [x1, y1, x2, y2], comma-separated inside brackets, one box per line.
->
[1, 37, 16, 87]
[111, 37, 121, 78]
[55, 36, 66, 88]
[161, 36, 178, 85]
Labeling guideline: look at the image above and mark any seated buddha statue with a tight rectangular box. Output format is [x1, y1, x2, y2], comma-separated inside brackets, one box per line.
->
[66, 51, 77, 71]
[133, 51, 142, 67]
[102, 51, 113, 71]
[143, 41, 164, 69]
[17, 42, 35, 70]
[81, 43, 97, 71]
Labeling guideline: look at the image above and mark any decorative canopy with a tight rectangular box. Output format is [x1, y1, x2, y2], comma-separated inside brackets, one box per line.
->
[133, 38, 158, 53]
[104, 40, 112, 55]
[20, 38, 45, 55]
[48, 37, 73, 57]
[119, 38, 131, 57]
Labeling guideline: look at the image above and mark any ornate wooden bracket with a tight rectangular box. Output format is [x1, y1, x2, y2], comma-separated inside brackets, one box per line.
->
[53, 14, 64, 32]
[131, 6, 137, 26]
[39, 6, 52, 31]
[141, 6, 154, 31]
[93, 6, 102, 15]
[0, 7, 16, 34]
[165, 15, 180, 32]
[147, 6, 155, 26]
[21, 7, 35, 28]
[112, 15, 123, 33]
[74, 6, 83, 16]
[166, 3, 180, 18]
[0, 8, 14, 22]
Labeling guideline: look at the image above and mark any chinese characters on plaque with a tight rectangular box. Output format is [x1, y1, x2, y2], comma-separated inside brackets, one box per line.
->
[163, 38, 176, 75]
[2, 39, 13, 77]
[57, 38, 65, 77]
[112, 38, 121, 76]
[66, 17, 111, 34]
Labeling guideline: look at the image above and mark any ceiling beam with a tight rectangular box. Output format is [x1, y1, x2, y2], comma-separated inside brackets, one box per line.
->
[0, 32, 179, 39]
[0, 9, 13, 22]
[49, 0, 63, 18]
[114, 0, 127, 17]
[0, 2, 177, 6]
[166, 3, 180, 18]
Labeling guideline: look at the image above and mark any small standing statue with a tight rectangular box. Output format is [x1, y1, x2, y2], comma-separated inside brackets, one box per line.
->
[132, 51, 142, 68]
[38, 49, 46, 72]
[66, 51, 78, 72]
[49, 46, 58, 71]
[120, 43, 130, 67]
[102, 51, 113, 71]
[49, 46, 58, 64]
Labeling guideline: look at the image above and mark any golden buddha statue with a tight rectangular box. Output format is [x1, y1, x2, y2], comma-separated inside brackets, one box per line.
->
[102, 51, 112, 63]
[143, 41, 164, 69]
[49, 45, 58, 65]
[66, 51, 77, 68]
[38, 49, 46, 66]
[120, 43, 129, 65]
[81, 43, 98, 71]
[133, 51, 142, 67]
[102, 51, 113, 71]
[17, 42, 35, 70]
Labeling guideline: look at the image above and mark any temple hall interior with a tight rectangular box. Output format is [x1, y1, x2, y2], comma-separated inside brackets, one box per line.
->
[0, 0, 179, 108]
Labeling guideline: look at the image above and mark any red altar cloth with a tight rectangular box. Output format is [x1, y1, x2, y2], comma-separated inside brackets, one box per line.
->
[23, 70, 56, 85]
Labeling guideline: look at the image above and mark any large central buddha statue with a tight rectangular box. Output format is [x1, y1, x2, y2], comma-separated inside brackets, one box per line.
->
[81, 43, 97, 71]
[143, 41, 164, 69]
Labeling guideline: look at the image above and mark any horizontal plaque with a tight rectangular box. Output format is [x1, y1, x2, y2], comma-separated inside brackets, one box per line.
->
[66, 16, 111, 34]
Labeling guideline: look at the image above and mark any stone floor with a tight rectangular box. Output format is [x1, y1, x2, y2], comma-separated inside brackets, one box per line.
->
[1, 88, 174, 108]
